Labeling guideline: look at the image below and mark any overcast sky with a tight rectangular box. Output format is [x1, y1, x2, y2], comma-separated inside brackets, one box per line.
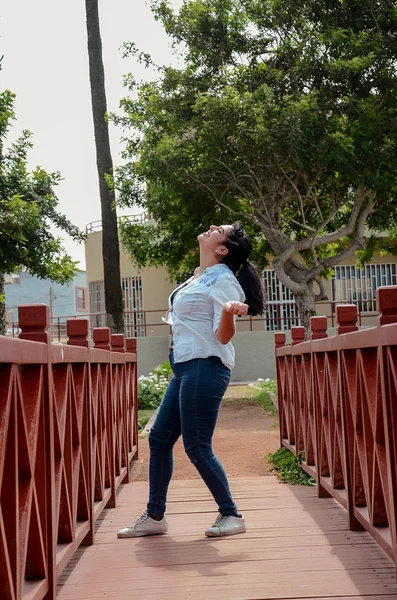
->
[1, 0, 183, 269]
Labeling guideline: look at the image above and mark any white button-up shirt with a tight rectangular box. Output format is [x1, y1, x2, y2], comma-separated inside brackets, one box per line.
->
[166, 263, 245, 369]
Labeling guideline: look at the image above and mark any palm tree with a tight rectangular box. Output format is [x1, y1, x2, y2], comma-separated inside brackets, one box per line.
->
[85, 0, 124, 333]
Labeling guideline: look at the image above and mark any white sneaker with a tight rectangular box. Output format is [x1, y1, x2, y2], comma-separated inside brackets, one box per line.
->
[117, 512, 168, 538]
[205, 514, 246, 537]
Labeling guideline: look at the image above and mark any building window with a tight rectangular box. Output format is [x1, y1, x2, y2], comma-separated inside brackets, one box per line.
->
[122, 277, 145, 338]
[263, 270, 300, 331]
[332, 263, 397, 312]
[88, 277, 145, 336]
[75, 287, 88, 311]
[89, 281, 106, 328]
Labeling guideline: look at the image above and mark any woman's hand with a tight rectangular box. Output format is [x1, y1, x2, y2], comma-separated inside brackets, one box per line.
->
[216, 301, 248, 344]
[222, 301, 249, 317]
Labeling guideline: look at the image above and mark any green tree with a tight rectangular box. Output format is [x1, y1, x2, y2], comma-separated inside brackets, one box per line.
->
[0, 90, 84, 334]
[115, 0, 397, 331]
[85, 0, 124, 333]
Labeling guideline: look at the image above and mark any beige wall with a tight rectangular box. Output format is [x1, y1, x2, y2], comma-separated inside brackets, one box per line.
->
[85, 231, 175, 336]
[136, 330, 277, 381]
[266, 248, 397, 327]
[86, 231, 396, 335]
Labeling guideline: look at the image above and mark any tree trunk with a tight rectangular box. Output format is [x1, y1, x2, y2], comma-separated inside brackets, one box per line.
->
[0, 273, 6, 336]
[85, 0, 124, 333]
[294, 283, 316, 338]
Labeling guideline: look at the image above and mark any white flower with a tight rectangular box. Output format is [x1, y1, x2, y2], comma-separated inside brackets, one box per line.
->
[257, 378, 264, 382]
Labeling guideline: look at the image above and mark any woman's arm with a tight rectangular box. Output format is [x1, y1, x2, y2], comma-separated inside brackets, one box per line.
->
[215, 301, 249, 344]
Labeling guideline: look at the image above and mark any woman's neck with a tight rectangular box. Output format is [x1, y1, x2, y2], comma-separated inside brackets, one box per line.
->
[196, 254, 221, 277]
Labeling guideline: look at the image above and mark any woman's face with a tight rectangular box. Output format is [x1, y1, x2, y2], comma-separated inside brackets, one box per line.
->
[197, 224, 234, 252]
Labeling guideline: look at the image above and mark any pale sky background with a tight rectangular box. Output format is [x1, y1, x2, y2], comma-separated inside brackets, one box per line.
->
[1, 0, 184, 269]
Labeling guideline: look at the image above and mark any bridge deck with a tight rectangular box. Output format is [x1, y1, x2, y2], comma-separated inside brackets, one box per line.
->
[57, 476, 397, 600]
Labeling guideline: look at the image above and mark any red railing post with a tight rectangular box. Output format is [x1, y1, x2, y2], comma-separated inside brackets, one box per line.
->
[91, 326, 117, 509]
[18, 303, 51, 344]
[126, 338, 137, 353]
[336, 304, 358, 335]
[110, 333, 128, 490]
[66, 318, 93, 545]
[111, 333, 125, 353]
[18, 304, 57, 599]
[291, 326, 305, 458]
[67, 318, 89, 347]
[93, 327, 111, 350]
[310, 316, 328, 340]
[377, 287, 397, 565]
[377, 285, 397, 326]
[336, 304, 363, 531]
[275, 332, 287, 448]
[309, 315, 331, 499]
[275, 332, 286, 350]
[291, 326, 305, 346]
[92, 327, 117, 507]
[126, 338, 139, 462]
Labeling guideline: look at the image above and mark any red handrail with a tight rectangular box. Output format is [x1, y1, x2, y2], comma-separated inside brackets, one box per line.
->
[0, 304, 138, 599]
[275, 288, 397, 566]
[5, 299, 384, 342]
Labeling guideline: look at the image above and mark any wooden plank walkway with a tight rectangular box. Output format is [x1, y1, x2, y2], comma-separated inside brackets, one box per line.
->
[57, 476, 397, 599]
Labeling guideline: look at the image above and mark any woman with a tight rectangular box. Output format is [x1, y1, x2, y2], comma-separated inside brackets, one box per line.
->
[118, 222, 265, 539]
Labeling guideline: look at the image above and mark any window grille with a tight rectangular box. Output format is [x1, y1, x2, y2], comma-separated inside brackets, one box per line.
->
[332, 263, 397, 312]
[263, 270, 300, 331]
[76, 287, 88, 311]
[89, 277, 145, 336]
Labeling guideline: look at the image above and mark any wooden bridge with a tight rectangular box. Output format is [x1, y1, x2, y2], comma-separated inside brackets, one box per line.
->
[1, 293, 397, 599]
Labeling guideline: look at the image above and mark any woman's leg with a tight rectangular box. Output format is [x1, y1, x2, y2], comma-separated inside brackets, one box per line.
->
[176, 357, 238, 516]
[146, 373, 181, 518]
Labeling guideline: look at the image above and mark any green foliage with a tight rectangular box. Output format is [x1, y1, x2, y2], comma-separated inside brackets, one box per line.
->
[253, 389, 277, 415]
[256, 378, 278, 395]
[151, 360, 173, 380]
[138, 370, 169, 410]
[267, 448, 316, 486]
[0, 90, 84, 282]
[138, 410, 155, 431]
[115, 0, 397, 318]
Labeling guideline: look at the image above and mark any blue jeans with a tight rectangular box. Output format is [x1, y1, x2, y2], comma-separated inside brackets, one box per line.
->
[147, 352, 238, 517]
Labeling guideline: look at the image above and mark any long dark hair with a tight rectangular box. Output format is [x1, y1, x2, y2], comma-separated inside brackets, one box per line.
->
[221, 222, 265, 316]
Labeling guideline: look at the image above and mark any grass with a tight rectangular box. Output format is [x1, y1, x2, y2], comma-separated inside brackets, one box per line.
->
[256, 379, 278, 395]
[223, 384, 278, 416]
[267, 447, 316, 486]
[138, 409, 155, 432]
[253, 389, 277, 415]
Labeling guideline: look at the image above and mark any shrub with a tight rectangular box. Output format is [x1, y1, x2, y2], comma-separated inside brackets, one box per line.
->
[138, 371, 169, 410]
[267, 448, 316, 486]
[152, 361, 173, 380]
[254, 390, 277, 415]
[256, 378, 278, 395]
[138, 410, 154, 431]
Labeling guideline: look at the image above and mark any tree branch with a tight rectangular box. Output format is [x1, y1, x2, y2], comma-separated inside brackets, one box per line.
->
[309, 187, 371, 249]
[314, 276, 327, 302]
[184, 171, 259, 223]
[307, 193, 376, 278]
[281, 168, 307, 226]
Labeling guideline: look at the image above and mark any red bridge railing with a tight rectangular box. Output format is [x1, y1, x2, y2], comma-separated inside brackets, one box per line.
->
[0, 304, 139, 600]
[275, 286, 397, 565]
